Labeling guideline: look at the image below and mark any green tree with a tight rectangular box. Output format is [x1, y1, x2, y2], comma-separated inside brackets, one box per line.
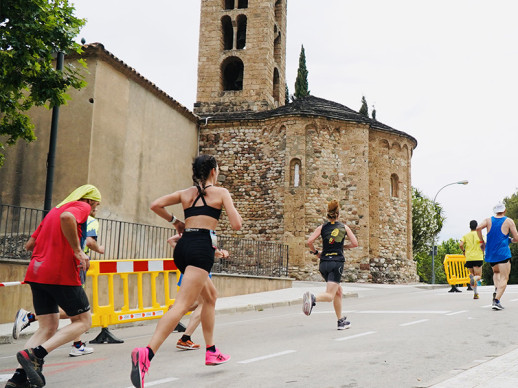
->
[285, 83, 290, 105]
[412, 187, 444, 255]
[359, 96, 368, 117]
[0, 0, 86, 166]
[294, 45, 310, 99]
[416, 238, 462, 284]
[371, 105, 377, 121]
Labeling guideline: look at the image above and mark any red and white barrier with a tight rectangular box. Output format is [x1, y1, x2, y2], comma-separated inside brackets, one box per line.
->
[98, 259, 177, 274]
[0, 281, 25, 287]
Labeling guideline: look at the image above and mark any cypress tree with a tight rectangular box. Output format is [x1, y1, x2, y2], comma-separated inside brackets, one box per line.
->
[359, 96, 369, 117]
[285, 83, 290, 104]
[294, 45, 310, 99]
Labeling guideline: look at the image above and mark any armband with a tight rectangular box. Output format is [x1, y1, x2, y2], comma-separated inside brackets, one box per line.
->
[170, 215, 177, 224]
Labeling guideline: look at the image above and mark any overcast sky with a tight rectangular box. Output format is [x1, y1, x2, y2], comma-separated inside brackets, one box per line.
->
[72, 0, 518, 242]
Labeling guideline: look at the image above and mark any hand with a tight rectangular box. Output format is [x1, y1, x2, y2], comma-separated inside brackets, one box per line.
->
[98, 245, 105, 254]
[74, 250, 90, 271]
[174, 220, 185, 235]
[167, 234, 181, 248]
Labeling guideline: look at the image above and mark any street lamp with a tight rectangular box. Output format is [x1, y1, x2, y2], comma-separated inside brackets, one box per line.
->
[431, 180, 469, 284]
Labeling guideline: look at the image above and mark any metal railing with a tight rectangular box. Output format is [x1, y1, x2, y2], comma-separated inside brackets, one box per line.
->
[0, 204, 289, 277]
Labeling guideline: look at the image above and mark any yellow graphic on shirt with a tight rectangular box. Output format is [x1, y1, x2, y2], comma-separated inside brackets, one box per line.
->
[329, 228, 346, 244]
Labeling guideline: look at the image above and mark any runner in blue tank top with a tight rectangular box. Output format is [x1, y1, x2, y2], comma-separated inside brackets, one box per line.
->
[477, 202, 518, 310]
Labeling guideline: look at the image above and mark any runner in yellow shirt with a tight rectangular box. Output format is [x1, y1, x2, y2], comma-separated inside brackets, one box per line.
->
[459, 220, 484, 299]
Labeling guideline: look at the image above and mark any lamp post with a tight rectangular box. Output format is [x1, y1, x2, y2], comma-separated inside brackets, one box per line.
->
[431, 180, 469, 284]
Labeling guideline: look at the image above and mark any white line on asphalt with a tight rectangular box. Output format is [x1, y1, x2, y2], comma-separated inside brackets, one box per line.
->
[1, 374, 12, 382]
[445, 310, 468, 316]
[511, 298, 518, 302]
[357, 310, 449, 314]
[0, 355, 15, 360]
[482, 304, 493, 308]
[238, 350, 296, 364]
[123, 377, 179, 387]
[335, 331, 376, 341]
[400, 319, 429, 326]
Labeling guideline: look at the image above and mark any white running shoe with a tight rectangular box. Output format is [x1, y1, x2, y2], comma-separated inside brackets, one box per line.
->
[69, 342, 94, 357]
[337, 316, 351, 330]
[302, 291, 316, 316]
[12, 308, 31, 340]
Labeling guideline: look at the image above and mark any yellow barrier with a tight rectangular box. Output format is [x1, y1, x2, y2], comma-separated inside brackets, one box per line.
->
[87, 259, 180, 343]
[443, 254, 470, 292]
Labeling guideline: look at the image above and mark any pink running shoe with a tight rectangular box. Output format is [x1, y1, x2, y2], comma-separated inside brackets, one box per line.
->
[205, 348, 231, 366]
[131, 347, 150, 388]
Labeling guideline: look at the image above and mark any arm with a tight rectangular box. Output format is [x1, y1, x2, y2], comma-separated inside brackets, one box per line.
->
[167, 234, 181, 249]
[150, 191, 185, 234]
[507, 218, 518, 242]
[476, 219, 488, 251]
[221, 188, 242, 230]
[344, 225, 359, 248]
[60, 212, 90, 271]
[25, 237, 36, 251]
[307, 225, 323, 255]
[86, 236, 104, 254]
[459, 239, 465, 252]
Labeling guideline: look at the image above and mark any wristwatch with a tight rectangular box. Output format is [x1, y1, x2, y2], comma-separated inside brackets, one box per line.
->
[170, 215, 177, 224]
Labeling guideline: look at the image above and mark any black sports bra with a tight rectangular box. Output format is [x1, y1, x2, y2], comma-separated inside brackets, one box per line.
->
[184, 187, 222, 220]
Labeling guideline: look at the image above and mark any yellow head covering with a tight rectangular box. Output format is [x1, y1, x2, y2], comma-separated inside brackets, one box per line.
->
[56, 184, 102, 208]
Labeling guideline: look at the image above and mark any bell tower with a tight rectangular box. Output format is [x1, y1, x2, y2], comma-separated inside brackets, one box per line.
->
[194, 0, 287, 115]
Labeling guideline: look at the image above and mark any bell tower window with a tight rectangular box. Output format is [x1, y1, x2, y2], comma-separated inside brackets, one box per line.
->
[238, 0, 248, 8]
[390, 173, 399, 198]
[236, 15, 247, 49]
[222, 57, 244, 91]
[273, 68, 280, 103]
[290, 158, 302, 187]
[221, 16, 233, 50]
[224, 0, 234, 10]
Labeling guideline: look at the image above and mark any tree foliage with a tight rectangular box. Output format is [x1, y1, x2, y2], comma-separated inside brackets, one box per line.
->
[285, 83, 290, 105]
[412, 187, 445, 255]
[294, 45, 309, 99]
[416, 238, 462, 284]
[359, 96, 369, 117]
[0, 0, 86, 166]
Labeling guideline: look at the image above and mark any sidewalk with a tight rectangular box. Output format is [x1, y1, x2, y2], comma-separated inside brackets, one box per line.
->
[1, 282, 518, 387]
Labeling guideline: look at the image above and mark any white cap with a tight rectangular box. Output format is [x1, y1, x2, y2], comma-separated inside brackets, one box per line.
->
[493, 202, 506, 214]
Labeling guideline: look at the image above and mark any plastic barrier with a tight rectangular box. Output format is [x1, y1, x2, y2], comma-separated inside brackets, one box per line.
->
[87, 259, 180, 343]
[443, 254, 470, 293]
[0, 281, 25, 287]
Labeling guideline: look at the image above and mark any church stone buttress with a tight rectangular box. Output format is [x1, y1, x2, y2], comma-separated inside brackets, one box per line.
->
[194, 0, 287, 115]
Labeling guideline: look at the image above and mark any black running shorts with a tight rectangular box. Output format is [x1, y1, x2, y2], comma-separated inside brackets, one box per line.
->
[464, 260, 483, 268]
[173, 229, 215, 274]
[489, 258, 510, 267]
[319, 260, 344, 284]
[27, 282, 91, 317]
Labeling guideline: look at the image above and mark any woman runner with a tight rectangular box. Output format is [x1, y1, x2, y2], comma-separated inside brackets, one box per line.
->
[130, 155, 242, 388]
[302, 200, 358, 329]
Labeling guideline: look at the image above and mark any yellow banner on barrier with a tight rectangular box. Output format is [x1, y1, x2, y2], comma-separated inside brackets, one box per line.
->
[87, 259, 180, 328]
[443, 254, 470, 286]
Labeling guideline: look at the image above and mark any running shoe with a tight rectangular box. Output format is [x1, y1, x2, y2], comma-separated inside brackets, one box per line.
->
[4, 379, 31, 388]
[176, 339, 200, 350]
[12, 309, 31, 340]
[302, 291, 316, 316]
[16, 349, 45, 388]
[337, 316, 351, 330]
[492, 300, 504, 310]
[69, 342, 94, 357]
[205, 348, 231, 365]
[473, 293, 480, 299]
[130, 347, 150, 388]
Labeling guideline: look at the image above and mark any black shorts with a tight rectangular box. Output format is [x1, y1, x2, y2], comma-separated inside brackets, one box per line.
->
[319, 260, 344, 283]
[27, 282, 90, 317]
[173, 229, 215, 274]
[489, 258, 511, 267]
[465, 260, 483, 268]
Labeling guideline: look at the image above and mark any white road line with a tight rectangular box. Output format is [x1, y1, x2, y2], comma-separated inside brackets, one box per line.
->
[357, 310, 449, 314]
[1, 374, 12, 382]
[335, 331, 376, 341]
[510, 298, 518, 302]
[238, 350, 296, 364]
[445, 310, 467, 316]
[400, 319, 429, 327]
[482, 304, 493, 308]
[123, 377, 179, 388]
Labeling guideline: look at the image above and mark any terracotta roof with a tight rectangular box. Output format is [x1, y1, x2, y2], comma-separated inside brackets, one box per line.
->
[201, 95, 417, 146]
[67, 43, 198, 123]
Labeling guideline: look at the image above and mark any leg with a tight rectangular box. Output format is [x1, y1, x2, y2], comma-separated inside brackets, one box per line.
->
[184, 302, 203, 336]
[316, 282, 341, 318]
[198, 277, 218, 347]
[495, 262, 511, 300]
[39, 311, 91, 353]
[23, 313, 59, 350]
[332, 284, 343, 320]
[148, 265, 208, 353]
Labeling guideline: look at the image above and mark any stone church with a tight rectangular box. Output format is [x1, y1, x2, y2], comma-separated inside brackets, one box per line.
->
[194, 0, 418, 283]
[0, 0, 418, 283]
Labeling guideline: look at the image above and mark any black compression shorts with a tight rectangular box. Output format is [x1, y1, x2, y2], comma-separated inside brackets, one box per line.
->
[173, 229, 216, 273]
[27, 282, 90, 317]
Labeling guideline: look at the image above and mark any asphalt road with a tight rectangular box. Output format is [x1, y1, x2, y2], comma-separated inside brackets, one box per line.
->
[2, 284, 518, 388]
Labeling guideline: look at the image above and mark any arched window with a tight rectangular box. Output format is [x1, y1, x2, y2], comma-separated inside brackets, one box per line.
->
[222, 57, 244, 91]
[290, 158, 302, 187]
[238, 0, 248, 8]
[236, 15, 247, 49]
[221, 16, 233, 50]
[224, 0, 234, 10]
[273, 68, 280, 103]
[390, 173, 399, 198]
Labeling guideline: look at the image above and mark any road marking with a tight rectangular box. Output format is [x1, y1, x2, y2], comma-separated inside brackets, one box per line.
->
[123, 377, 179, 387]
[335, 331, 376, 341]
[510, 298, 518, 302]
[238, 350, 296, 364]
[445, 310, 467, 316]
[357, 310, 449, 314]
[1, 374, 12, 382]
[400, 319, 429, 327]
